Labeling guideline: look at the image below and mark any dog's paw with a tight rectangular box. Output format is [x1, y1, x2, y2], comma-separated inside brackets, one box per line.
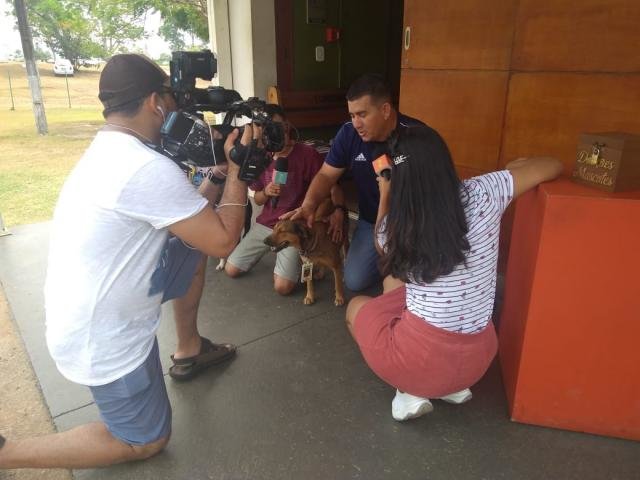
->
[215, 258, 227, 271]
[334, 296, 345, 307]
[303, 296, 315, 305]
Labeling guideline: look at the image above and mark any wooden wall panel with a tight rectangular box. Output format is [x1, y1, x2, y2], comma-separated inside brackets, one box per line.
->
[399, 70, 509, 174]
[399, 0, 640, 275]
[512, 0, 640, 72]
[402, 0, 518, 70]
[500, 73, 640, 171]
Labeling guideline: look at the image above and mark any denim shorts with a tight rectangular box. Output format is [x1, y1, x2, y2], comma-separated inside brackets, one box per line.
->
[149, 236, 204, 304]
[89, 339, 171, 446]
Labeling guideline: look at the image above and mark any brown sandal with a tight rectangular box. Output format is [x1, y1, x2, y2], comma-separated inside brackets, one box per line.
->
[169, 337, 237, 381]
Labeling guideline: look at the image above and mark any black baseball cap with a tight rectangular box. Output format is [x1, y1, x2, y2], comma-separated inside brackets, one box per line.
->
[99, 54, 169, 113]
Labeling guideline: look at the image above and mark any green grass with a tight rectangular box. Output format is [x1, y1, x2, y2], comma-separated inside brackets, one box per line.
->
[0, 61, 203, 228]
[0, 108, 103, 227]
[0, 62, 103, 227]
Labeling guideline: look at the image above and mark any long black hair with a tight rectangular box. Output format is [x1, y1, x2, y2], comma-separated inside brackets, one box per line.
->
[379, 125, 469, 283]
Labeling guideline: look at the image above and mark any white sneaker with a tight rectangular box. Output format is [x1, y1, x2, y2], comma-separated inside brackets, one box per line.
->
[437, 388, 472, 404]
[391, 390, 434, 421]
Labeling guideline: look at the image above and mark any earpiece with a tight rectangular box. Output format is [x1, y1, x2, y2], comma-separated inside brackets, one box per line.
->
[156, 106, 166, 122]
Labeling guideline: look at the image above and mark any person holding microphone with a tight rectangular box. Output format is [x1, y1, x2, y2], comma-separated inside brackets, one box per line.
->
[345, 125, 562, 422]
[224, 104, 325, 295]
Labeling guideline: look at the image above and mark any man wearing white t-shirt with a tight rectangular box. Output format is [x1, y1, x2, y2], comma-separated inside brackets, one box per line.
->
[0, 54, 257, 469]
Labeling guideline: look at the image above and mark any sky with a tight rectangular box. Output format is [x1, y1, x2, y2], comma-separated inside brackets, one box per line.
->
[0, 0, 171, 59]
[0, 0, 21, 57]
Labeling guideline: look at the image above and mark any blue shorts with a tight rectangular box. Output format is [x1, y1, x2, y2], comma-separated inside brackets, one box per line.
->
[149, 236, 204, 303]
[89, 339, 171, 446]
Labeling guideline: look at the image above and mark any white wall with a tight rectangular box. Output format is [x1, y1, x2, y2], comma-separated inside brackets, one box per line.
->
[250, 0, 277, 100]
[207, 0, 277, 100]
[206, 0, 232, 88]
[228, 0, 253, 99]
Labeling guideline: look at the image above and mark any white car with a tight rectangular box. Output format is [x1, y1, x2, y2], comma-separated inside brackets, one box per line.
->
[53, 59, 74, 76]
[79, 58, 101, 68]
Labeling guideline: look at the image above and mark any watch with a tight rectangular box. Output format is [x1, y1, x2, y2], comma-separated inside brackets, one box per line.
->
[334, 204, 348, 215]
[207, 170, 226, 185]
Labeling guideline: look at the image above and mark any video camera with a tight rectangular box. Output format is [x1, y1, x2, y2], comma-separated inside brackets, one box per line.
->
[159, 49, 284, 182]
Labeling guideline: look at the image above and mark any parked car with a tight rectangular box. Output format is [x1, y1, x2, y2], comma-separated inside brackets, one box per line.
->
[78, 58, 102, 69]
[53, 59, 74, 76]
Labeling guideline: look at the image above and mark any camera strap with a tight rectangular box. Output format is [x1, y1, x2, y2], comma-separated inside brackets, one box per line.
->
[102, 124, 191, 174]
[140, 139, 194, 175]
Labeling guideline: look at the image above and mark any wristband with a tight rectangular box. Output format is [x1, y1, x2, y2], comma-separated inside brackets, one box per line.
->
[334, 204, 348, 215]
[208, 170, 226, 185]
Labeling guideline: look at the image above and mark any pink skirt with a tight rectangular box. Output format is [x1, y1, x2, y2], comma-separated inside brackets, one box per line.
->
[353, 286, 497, 398]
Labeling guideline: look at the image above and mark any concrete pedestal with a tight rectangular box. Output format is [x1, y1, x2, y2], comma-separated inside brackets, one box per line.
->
[499, 179, 640, 440]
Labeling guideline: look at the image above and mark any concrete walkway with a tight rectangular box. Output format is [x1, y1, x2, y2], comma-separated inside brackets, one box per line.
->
[1, 223, 638, 480]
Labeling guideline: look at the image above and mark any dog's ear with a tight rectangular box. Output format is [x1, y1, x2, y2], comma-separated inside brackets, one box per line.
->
[293, 222, 310, 242]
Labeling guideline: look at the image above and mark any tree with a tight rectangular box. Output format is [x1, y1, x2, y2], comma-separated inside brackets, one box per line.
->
[12, 49, 24, 60]
[89, 0, 147, 55]
[14, 0, 48, 135]
[25, 0, 97, 63]
[13, 0, 210, 65]
[20, 0, 148, 64]
[155, 52, 171, 65]
[33, 44, 50, 61]
[147, 0, 208, 50]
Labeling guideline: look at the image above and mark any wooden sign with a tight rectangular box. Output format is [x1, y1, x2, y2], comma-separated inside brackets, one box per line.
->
[573, 132, 640, 192]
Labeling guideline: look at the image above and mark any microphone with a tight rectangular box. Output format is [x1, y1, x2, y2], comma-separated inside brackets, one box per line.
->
[372, 154, 392, 180]
[271, 157, 288, 208]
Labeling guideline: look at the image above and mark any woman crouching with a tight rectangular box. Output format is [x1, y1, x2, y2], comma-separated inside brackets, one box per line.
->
[346, 125, 562, 421]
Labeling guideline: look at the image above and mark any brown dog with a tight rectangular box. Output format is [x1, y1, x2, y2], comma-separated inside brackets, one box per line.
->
[264, 199, 346, 306]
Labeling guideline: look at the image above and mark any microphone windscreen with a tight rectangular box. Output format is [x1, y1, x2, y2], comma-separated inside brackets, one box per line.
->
[372, 154, 392, 178]
[274, 157, 288, 172]
[272, 157, 288, 185]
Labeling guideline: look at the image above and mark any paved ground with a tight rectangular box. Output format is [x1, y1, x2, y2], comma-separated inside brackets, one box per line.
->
[1, 222, 639, 480]
[0, 285, 71, 479]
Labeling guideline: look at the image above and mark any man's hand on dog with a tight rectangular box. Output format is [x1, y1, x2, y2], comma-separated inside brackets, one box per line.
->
[326, 210, 344, 244]
[280, 202, 344, 244]
[280, 202, 315, 227]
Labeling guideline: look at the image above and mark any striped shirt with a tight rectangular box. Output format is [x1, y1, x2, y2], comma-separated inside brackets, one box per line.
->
[379, 170, 513, 333]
